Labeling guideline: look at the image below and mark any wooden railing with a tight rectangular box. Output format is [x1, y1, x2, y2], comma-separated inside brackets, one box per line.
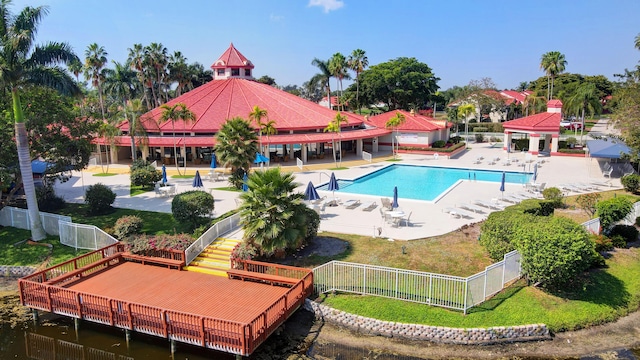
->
[19, 251, 314, 356]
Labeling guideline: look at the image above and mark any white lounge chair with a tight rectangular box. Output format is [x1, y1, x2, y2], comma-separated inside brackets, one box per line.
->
[458, 203, 485, 213]
[361, 202, 377, 212]
[473, 200, 504, 210]
[343, 199, 361, 209]
[444, 208, 461, 218]
[453, 208, 475, 218]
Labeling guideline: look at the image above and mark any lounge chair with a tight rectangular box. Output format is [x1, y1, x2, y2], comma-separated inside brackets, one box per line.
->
[590, 180, 612, 188]
[473, 156, 482, 164]
[444, 208, 461, 218]
[453, 208, 475, 218]
[559, 184, 582, 192]
[502, 159, 511, 166]
[380, 197, 393, 210]
[474, 200, 504, 210]
[458, 203, 485, 213]
[361, 202, 377, 212]
[343, 199, 361, 209]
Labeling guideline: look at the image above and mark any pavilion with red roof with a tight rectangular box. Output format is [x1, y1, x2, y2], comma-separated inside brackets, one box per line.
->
[501, 100, 563, 155]
[367, 110, 451, 151]
[101, 44, 394, 165]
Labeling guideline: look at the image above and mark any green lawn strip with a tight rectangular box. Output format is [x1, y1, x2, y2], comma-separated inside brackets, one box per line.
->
[328, 167, 349, 170]
[320, 248, 640, 332]
[0, 227, 88, 266]
[213, 186, 241, 192]
[130, 185, 153, 196]
[93, 173, 118, 177]
[171, 174, 194, 179]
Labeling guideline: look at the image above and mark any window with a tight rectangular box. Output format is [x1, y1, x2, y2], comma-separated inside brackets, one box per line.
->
[244, 69, 251, 77]
[217, 69, 224, 76]
[231, 68, 240, 76]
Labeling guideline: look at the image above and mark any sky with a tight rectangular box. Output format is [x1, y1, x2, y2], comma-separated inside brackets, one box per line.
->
[12, 0, 640, 91]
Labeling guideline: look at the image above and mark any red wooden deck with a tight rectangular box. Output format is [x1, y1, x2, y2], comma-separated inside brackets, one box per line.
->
[18, 244, 313, 356]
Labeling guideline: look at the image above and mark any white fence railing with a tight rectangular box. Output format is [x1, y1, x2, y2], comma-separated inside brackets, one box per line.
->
[58, 221, 118, 250]
[296, 157, 303, 170]
[580, 201, 640, 233]
[185, 213, 242, 265]
[362, 151, 372, 163]
[313, 251, 521, 314]
[0, 207, 71, 236]
[581, 218, 600, 233]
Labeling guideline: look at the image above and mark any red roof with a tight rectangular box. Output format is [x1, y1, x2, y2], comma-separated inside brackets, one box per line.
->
[367, 110, 449, 132]
[500, 90, 532, 104]
[502, 111, 562, 132]
[211, 43, 254, 69]
[321, 96, 344, 106]
[120, 78, 365, 134]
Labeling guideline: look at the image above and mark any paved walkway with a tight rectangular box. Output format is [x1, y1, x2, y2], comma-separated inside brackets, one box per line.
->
[53, 119, 621, 241]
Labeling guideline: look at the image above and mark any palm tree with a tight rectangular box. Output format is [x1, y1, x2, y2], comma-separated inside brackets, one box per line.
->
[261, 119, 278, 165]
[523, 94, 546, 116]
[84, 43, 108, 121]
[0, 1, 80, 240]
[347, 49, 368, 113]
[635, 33, 640, 51]
[517, 81, 529, 92]
[68, 59, 83, 83]
[457, 104, 475, 142]
[385, 112, 406, 159]
[175, 103, 196, 173]
[329, 52, 349, 111]
[566, 83, 602, 144]
[324, 112, 348, 168]
[249, 105, 268, 155]
[239, 168, 309, 256]
[122, 99, 147, 162]
[159, 103, 180, 174]
[128, 43, 152, 109]
[103, 61, 139, 159]
[310, 58, 332, 109]
[214, 117, 259, 189]
[146, 42, 168, 105]
[97, 122, 120, 173]
[168, 51, 194, 97]
[540, 51, 567, 100]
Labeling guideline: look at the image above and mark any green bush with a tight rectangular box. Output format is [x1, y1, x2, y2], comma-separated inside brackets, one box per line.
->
[473, 127, 488, 133]
[36, 184, 65, 212]
[590, 234, 613, 252]
[513, 216, 596, 290]
[621, 174, 640, 193]
[448, 136, 462, 144]
[113, 215, 144, 240]
[131, 167, 163, 187]
[84, 183, 116, 215]
[510, 199, 542, 215]
[479, 211, 534, 261]
[566, 137, 577, 147]
[303, 205, 321, 244]
[475, 133, 485, 143]
[542, 187, 563, 208]
[432, 140, 446, 148]
[231, 241, 258, 261]
[171, 190, 214, 230]
[130, 158, 152, 172]
[610, 235, 627, 248]
[608, 224, 639, 243]
[597, 197, 634, 231]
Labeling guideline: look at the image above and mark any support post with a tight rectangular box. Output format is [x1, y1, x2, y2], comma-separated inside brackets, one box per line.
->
[170, 339, 177, 355]
[31, 309, 39, 324]
[74, 317, 81, 331]
[125, 329, 132, 345]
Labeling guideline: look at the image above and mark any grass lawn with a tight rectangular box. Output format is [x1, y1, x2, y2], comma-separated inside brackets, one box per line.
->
[213, 186, 241, 192]
[328, 167, 349, 170]
[171, 174, 194, 179]
[130, 185, 153, 196]
[0, 227, 89, 266]
[93, 173, 118, 177]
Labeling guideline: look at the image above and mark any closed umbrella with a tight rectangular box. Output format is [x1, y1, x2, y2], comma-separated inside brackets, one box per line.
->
[161, 164, 167, 184]
[242, 172, 249, 192]
[192, 170, 203, 188]
[210, 152, 217, 169]
[392, 186, 399, 209]
[533, 163, 538, 182]
[304, 181, 320, 201]
[500, 171, 506, 198]
[327, 172, 339, 200]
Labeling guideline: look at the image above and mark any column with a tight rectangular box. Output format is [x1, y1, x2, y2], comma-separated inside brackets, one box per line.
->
[542, 135, 551, 152]
[302, 144, 308, 163]
[551, 134, 559, 154]
[503, 131, 513, 151]
[110, 145, 118, 163]
[356, 139, 363, 156]
[372, 137, 379, 153]
[529, 134, 541, 155]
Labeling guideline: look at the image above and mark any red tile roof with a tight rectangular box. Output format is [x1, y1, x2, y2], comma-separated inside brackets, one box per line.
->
[211, 43, 254, 69]
[120, 78, 365, 134]
[321, 96, 344, 106]
[367, 110, 449, 132]
[500, 90, 531, 104]
[502, 112, 562, 132]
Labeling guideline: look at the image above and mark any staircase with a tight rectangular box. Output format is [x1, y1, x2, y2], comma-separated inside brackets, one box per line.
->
[183, 237, 242, 277]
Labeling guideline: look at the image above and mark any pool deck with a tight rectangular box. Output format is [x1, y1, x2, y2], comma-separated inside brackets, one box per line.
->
[54, 137, 620, 241]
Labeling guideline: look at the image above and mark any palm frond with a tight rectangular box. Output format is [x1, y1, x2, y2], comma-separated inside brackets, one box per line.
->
[25, 65, 81, 96]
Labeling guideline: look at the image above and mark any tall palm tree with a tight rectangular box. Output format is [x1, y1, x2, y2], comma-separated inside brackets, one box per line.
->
[146, 42, 168, 105]
[324, 112, 348, 168]
[261, 119, 278, 166]
[239, 168, 309, 256]
[457, 104, 475, 141]
[249, 105, 268, 155]
[175, 103, 196, 173]
[540, 51, 567, 100]
[214, 117, 259, 189]
[68, 58, 83, 83]
[385, 112, 406, 159]
[310, 58, 332, 109]
[84, 43, 108, 121]
[122, 99, 147, 162]
[103, 61, 139, 159]
[347, 49, 368, 113]
[168, 51, 194, 97]
[329, 52, 349, 111]
[159, 103, 180, 173]
[0, 0, 80, 240]
[97, 122, 120, 173]
[128, 43, 152, 109]
[566, 83, 602, 144]
[635, 33, 640, 51]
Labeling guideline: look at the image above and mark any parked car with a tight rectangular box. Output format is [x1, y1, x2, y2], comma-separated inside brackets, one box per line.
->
[560, 120, 582, 130]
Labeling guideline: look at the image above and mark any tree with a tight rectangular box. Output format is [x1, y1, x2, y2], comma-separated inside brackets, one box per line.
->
[540, 51, 567, 100]
[256, 75, 276, 86]
[324, 112, 348, 168]
[576, 193, 601, 218]
[167, 51, 194, 97]
[457, 103, 475, 141]
[103, 60, 139, 159]
[329, 52, 350, 111]
[0, 1, 80, 240]
[175, 103, 196, 173]
[310, 58, 332, 109]
[517, 81, 529, 92]
[121, 99, 147, 162]
[239, 168, 317, 256]
[385, 112, 406, 159]
[347, 49, 368, 113]
[128, 43, 152, 109]
[566, 83, 602, 143]
[596, 197, 634, 232]
[84, 43, 108, 121]
[159, 103, 195, 175]
[146, 42, 169, 105]
[523, 93, 546, 116]
[261, 119, 278, 164]
[97, 122, 119, 173]
[214, 117, 258, 189]
[249, 105, 268, 155]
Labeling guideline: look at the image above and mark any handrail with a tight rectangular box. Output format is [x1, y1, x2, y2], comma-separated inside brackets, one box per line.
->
[231, 258, 312, 280]
[184, 213, 241, 265]
[318, 171, 332, 184]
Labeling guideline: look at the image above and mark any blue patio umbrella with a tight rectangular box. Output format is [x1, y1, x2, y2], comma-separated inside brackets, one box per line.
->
[161, 164, 167, 184]
[192, 170, 203, 188]
[500, 171, 506, 198]
[392, 186, 399, 209]
[304, 181, 320, 201]
[242, 172, 249, 192]
[210, 152, 217, 169]
[254, 153, 269, 164]
[533, 163, 538, 182]
[327, 172, 339, 200]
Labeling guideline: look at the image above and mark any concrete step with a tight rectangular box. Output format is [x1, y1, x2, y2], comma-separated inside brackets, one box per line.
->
[183, 266, 227, 277]
[192, 258, 229, 268]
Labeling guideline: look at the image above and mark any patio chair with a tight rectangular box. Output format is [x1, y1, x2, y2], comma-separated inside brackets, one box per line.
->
[453, 208, 475, 219]
[154, 183, 163, 197]
[380, 197, 393, 210]
[361, 202, 377, 212]
[399, 211, 412, 226]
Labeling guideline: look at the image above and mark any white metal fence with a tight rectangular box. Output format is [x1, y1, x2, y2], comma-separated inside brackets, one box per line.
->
[185, 213, 242, 265]
[362, 151, 372, 163]
[313, 251, 521, 314]
[0, 207, 71, 236]
[58, 221, 118, 250]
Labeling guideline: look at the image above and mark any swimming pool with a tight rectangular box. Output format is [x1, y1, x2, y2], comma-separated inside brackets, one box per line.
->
[317, 164, 532, 202]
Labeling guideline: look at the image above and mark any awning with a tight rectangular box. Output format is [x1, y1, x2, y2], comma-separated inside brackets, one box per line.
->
[586, 139, 631, 159]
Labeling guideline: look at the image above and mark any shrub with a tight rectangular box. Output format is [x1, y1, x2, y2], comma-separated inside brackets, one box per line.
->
[171, 190, 214, 230]
[125, 233, 194, 255]
[489, 136, 501, 143]
[84, 183, 116, 215]
[473, 127, 488, 133]
[36, 184, 65, 212]
[448, 136, 462, 144]
[576, 193, 601, 217]
[113, 215, 144, 240]
[432, 140, 446, 148]
[130, 158, 152, 172]
[610, 235, 627, 248]
[542, 187, 563, 208]
[621, 174, 640, 193]
[303, 205, 321, 243]
[596, 197, 634, 231]
[131, 167, 163, 187]
[590, 234, 613, 252]
[513, 216, 596, 290]
[510, 199, 542, 215]
[479, 211, 534, 261]
[231, 241, 258, 261]
[474, 133, 485, 143]
[566, 137, 577, 147]
[608, 224, 639, 243]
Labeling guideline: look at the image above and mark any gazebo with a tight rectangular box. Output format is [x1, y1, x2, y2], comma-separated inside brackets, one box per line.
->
[501, 100, 563, 155]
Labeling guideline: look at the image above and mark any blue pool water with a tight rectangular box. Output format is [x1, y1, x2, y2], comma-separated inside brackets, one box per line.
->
[317, 164, 532, 201]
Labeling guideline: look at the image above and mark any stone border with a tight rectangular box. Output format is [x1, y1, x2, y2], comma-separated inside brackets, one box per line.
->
[304, 300, 551, 345]
[0, 266, 36, 278]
